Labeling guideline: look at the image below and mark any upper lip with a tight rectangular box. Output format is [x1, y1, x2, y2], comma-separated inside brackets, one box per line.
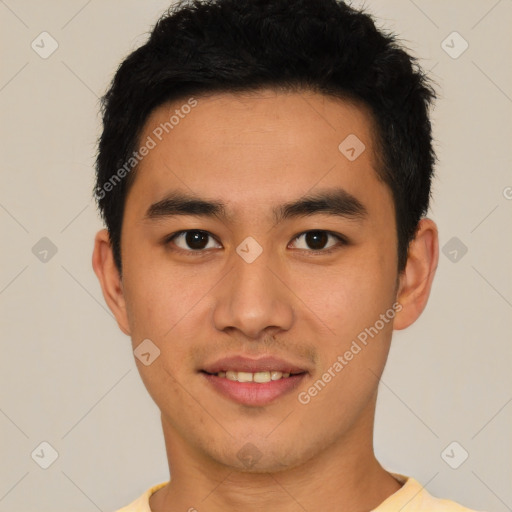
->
[201, 356, 309, 375]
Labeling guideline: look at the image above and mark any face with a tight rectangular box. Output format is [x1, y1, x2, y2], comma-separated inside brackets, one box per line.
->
[94, 89, 435, 473]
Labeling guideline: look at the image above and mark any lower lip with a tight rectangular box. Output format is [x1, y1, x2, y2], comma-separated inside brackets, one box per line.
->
[201, 372, 307, 406]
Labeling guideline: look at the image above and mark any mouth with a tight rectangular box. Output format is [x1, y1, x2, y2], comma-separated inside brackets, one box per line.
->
[201, 371, 307, 406]
[199, 356, 309, 406]
[201, 369, 305, 383]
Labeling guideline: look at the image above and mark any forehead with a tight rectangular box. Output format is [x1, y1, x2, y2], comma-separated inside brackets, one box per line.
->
[125, 89, 391, 220]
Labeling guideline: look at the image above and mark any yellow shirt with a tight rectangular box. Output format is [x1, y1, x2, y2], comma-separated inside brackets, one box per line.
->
[112, 474, 484, 512]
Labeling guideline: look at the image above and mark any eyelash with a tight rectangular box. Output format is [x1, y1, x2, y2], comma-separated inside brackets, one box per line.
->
[163, 230, 349, 256]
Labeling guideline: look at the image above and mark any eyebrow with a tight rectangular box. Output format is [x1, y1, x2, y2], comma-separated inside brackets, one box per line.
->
[144, 188, 368, 224]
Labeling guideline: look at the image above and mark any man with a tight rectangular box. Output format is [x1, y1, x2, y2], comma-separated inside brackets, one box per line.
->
[92, 0, 483, 510]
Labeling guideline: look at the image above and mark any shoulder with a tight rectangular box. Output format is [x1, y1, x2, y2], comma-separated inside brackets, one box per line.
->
[374, 474, 486, 512]
[111, 481, 169, 512]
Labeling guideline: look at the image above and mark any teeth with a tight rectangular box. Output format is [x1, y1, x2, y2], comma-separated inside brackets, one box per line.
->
[216, 370, 294, 382]
[254, 371, 271, 383]
[237, 371, 253, 383]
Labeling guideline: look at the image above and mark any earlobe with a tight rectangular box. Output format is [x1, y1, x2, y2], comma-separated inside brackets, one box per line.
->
[393, 218, 439, 331]
[92, 229, 131, 335]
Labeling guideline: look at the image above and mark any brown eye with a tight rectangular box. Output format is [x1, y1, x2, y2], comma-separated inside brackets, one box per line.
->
[168, 230, 221, 251]
[290, 230, 346, 252]
[305, 231, 329, 250]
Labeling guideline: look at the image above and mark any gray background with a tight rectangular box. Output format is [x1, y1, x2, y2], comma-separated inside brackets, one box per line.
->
[1, 1, 511, 511]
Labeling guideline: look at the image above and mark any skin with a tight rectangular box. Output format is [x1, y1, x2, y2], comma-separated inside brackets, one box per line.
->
[93, 89, 438, 511]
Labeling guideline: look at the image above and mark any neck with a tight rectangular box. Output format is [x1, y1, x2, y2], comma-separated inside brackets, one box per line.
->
[149, 403, 402, 512]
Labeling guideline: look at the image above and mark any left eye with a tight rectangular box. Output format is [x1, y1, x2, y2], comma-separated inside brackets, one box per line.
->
[289, 230, 346, 252]
[168, 230, 221, 251]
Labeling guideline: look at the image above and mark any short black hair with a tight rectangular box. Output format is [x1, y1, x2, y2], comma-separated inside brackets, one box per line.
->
[94, 0, 436, 274]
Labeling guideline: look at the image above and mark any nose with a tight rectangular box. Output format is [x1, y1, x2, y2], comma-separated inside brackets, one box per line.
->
[212, 247, 295, 340]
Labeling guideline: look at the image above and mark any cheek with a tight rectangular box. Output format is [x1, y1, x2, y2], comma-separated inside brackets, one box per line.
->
[122, 264, 200, 404]
[122, 250, 207, 340]
[291, 249, 396, 336]
[296, 265, 396, 423]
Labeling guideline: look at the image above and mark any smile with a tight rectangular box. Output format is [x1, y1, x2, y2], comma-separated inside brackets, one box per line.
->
[207, 370, 294, 383]
[201, 370, 307, 406]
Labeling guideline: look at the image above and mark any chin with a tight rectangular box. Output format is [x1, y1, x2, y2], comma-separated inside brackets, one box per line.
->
[208, 438, 317, 474]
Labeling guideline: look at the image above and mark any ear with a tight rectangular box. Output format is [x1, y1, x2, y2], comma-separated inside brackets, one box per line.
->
[393, 218, 439, 330]
[92, 229, 131, 335]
